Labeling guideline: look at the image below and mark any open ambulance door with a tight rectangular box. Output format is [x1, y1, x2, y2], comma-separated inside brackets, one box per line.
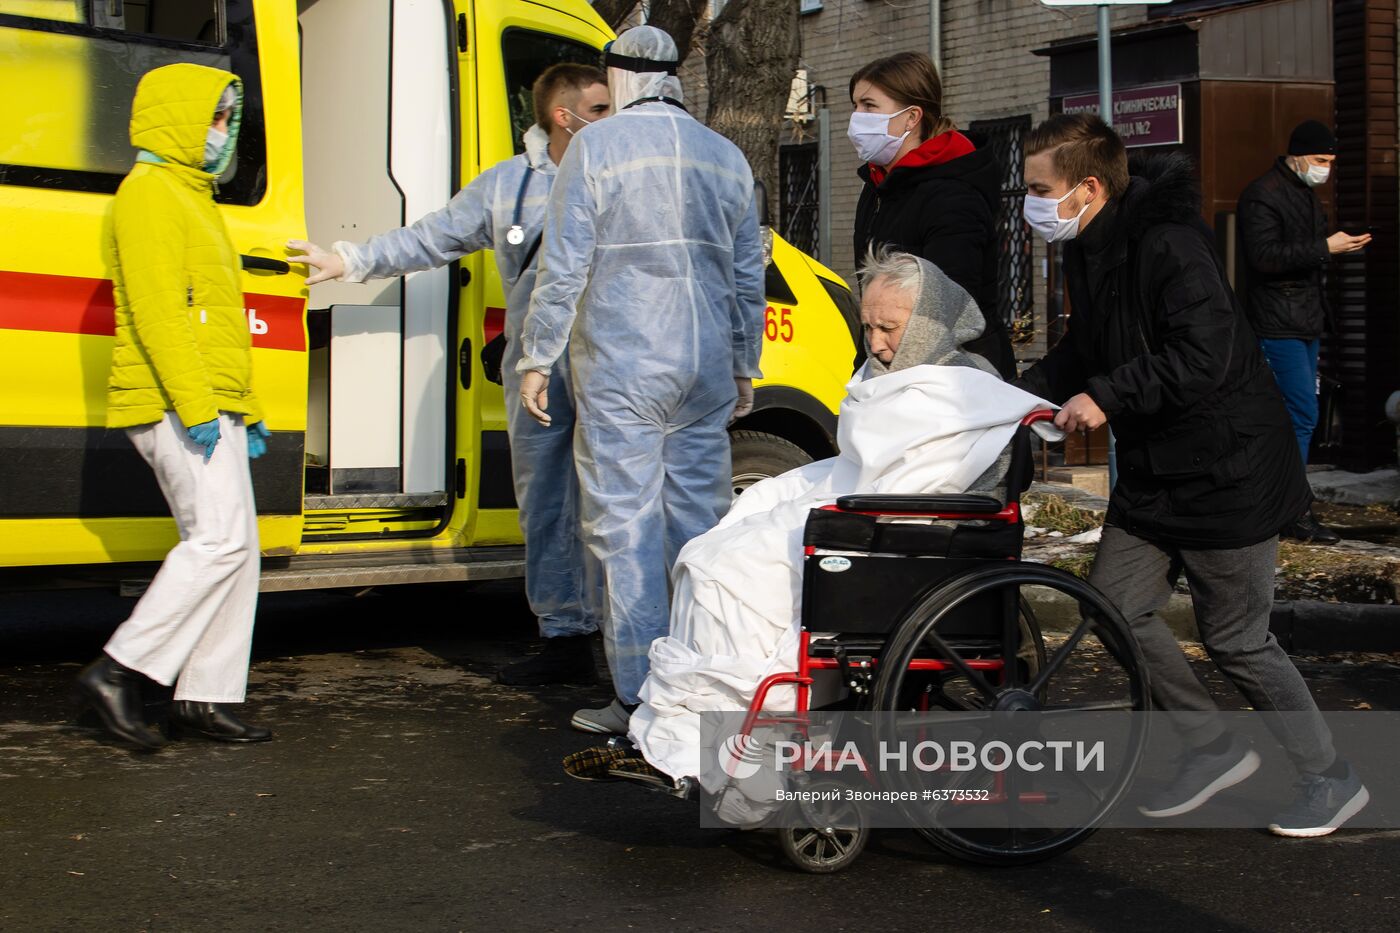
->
[296, 0, 464, 542]
[460, 0, 610, 545]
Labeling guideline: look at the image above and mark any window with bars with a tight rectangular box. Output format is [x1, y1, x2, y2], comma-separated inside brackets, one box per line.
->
[969, 115, 1034, 347]
[779, 142, 820, 259]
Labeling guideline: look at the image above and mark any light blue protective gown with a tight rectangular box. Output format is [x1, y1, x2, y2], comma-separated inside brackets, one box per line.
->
[335, 125, 601, 638]
[517, 27, 766, 703]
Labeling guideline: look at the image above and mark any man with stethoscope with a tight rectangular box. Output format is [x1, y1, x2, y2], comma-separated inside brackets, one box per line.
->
[289, 63, 612, 686]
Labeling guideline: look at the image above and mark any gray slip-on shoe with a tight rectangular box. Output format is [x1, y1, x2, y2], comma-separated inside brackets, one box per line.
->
[570, 698, 636, 735]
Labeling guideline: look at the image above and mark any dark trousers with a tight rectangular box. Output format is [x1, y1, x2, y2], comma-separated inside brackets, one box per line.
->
[1089, 525, 1335, 773]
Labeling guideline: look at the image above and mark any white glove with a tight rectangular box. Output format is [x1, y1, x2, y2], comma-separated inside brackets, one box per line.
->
[731, 377, 754, 424]
[520, 370, 552, 427]
[286, 239, 345, 286]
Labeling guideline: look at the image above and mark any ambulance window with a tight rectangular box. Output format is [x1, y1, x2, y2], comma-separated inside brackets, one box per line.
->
[500, 29, 603, 155]
[92, 1, 223, 45]
[0, 0, 267, 206]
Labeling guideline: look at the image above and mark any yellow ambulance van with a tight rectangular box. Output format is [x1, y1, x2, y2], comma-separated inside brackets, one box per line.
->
[0, 0, 861, 591]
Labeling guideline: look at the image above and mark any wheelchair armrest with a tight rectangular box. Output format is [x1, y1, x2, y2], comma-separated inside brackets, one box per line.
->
[834, 494, 1006, 514]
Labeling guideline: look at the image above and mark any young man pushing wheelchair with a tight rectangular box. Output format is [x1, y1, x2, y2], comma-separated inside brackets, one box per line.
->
[1014, 114, 1367, 837]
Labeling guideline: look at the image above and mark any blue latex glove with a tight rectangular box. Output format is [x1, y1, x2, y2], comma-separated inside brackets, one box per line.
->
[187, 418, 221, 462]
[247, 421, 270, 460]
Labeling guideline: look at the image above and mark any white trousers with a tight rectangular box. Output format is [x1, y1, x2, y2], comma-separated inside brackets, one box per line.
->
[105, 412, 260, 702]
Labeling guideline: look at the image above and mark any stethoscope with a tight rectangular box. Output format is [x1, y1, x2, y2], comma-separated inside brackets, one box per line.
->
[505, 165, 536, 246]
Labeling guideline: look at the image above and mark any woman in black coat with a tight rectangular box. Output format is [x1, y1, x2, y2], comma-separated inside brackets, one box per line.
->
[848, 52, 1016, 379]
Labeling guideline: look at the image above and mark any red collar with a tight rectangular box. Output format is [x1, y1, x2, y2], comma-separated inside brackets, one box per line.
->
[868, 131, 975, 185]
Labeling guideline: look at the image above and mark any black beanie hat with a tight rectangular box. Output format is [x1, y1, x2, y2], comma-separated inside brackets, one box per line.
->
[1289, 120, 1336, 156]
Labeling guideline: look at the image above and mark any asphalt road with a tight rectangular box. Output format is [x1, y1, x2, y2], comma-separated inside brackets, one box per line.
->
[2, 583, 1399, 933]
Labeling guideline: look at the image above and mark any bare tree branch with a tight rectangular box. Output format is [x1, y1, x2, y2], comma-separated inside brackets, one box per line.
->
[591, 0, 638, 29]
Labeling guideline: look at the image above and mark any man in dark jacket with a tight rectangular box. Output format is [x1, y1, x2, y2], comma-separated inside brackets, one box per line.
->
[1238, 120, 1370, 543]
[1017, 114, 1367, 837]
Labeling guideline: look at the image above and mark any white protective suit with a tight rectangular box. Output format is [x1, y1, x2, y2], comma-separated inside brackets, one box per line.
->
[333, 125, 601, 638]
[628, 257, 1056, 785]
[518, 26, 766, 704]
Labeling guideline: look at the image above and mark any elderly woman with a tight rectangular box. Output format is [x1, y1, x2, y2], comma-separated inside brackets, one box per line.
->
[566, 250, 1053, 787]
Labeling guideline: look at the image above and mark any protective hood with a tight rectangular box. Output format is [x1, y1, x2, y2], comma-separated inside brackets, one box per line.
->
[607, 25, 683, 111]
[522, 123, 555, 173]
[866, 254, 994, 377]
[129, 63, 242, 176]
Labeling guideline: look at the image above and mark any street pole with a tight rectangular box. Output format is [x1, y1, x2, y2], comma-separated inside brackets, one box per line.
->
[817, 104, 831, 264]
[1097, 4, 1112, 128]
[1098, 4, 1118, 492]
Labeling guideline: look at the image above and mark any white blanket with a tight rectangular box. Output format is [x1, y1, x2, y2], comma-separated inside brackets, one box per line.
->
[628, 363, 1056, 784]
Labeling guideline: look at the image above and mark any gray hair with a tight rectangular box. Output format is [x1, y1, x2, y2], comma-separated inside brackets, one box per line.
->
[857, 246, 921, 300]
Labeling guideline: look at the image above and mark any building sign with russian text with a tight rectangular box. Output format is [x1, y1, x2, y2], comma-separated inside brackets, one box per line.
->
[1062, 83, 1183, 148]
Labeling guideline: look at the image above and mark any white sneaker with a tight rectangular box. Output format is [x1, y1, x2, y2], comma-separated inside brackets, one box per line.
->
[570, 698, 635, 735]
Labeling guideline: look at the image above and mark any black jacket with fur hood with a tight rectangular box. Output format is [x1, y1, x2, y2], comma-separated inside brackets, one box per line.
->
[1017, 153, 1311, 549]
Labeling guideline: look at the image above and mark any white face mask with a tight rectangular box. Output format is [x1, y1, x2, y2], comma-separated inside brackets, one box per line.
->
[204, 126, 229, 169]
[563, 109, 594, 137]
[1297, 160, 1331, 187]
[1024, 180, 1090, 243]
[848, 105, 915, 166]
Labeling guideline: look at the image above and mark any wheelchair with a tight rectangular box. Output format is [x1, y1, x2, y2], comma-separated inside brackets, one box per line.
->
[734, 411, 1151, 872]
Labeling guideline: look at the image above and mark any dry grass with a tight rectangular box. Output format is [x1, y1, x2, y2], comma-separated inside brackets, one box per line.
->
[1022, 493, 1103, 536]
[1023, 494, 1400, 602]
[1048, 552, 1095, 579]
[1275, 541, 1400, 603]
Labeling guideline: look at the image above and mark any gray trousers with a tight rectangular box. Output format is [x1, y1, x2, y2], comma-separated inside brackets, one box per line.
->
[1089, 525, 1335, 773]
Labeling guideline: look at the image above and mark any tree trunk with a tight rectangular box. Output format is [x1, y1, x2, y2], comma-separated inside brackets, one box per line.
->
[590, 0, 636, 30]
[704, 0, 800, 223]
[640, 0, 708, 63]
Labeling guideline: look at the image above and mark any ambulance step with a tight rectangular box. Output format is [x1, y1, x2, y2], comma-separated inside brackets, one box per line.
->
[257, 546, 525, 592]
[304, 492, 449, 510]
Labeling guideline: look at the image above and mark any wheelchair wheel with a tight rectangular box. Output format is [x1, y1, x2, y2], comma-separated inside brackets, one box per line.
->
[778, 781, 868, 874]
[892, 597, 1047, 711]
[870, 563, 1149, 867]
[1017, 596, 1048, 694]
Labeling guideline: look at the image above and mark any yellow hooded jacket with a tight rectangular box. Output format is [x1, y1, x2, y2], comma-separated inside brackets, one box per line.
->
[104, 63, 262, 430]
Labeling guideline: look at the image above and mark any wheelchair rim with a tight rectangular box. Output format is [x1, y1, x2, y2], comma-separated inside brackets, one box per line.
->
[869, 562, 1151, 864]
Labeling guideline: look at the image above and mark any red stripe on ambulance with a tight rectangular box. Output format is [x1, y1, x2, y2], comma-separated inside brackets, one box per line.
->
[484, 306, 505, 343]
[0, 270, 307, 351]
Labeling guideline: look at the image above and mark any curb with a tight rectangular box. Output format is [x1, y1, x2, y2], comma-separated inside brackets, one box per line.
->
[1025, 590, 1400, 654]
[1269, 601, 1400, 653]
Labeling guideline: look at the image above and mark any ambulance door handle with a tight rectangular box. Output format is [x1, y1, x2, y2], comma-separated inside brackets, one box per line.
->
[241, 254, 291, 275]
[459, 338, 472, 390]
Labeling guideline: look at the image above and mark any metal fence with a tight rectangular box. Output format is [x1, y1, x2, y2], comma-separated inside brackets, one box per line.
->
[969, 115, 1035, 347]
[779, 142, 820, 260]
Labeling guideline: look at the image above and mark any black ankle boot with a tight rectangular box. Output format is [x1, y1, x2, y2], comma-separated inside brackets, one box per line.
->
[497, 634, 598, 686]
[74, 655, 165, 751]
[168, 701, 273, 743]
[1284, 511, 1341, 545]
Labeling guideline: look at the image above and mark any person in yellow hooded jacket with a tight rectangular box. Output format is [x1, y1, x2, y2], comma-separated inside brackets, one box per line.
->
[75, 63, 272, 750]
